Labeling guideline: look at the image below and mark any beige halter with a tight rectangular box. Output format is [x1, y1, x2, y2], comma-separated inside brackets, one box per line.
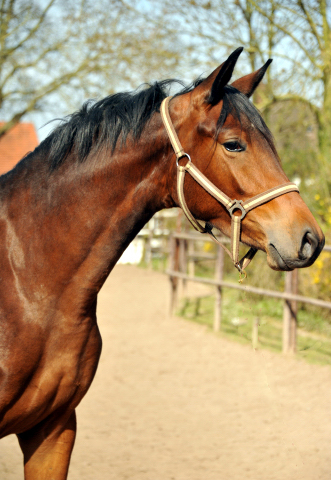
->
[160, 96, 299, 276]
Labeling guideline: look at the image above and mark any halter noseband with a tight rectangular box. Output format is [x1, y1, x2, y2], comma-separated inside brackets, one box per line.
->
[160, 96, 299, 276]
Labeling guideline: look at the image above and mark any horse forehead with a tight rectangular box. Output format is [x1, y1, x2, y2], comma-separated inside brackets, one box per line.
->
[222, 113, 269, 142]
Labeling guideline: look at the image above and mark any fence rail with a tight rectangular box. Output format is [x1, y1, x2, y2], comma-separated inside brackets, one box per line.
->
[166, 232, 331, 354]
[166, 269, 331, 309]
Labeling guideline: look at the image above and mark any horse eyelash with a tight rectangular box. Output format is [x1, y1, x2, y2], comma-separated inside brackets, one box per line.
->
[223, 141, 245, 152]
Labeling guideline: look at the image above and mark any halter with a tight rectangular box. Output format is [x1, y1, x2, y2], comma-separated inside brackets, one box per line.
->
[160, 96, 299, 276]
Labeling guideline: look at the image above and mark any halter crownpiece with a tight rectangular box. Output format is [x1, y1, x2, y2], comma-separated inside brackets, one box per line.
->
[160, 96, 300, 275]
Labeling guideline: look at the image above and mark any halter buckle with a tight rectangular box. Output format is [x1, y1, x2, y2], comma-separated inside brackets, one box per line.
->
[176, 153, 191, 168]
[228, 200, 246, 220]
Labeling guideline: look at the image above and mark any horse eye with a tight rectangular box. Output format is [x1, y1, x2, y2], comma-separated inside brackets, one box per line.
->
[223, 141, 244, 152]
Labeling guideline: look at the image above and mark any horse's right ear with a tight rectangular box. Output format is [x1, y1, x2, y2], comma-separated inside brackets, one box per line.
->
[192, 47, 244, 106]
[231, 59, 273, 98]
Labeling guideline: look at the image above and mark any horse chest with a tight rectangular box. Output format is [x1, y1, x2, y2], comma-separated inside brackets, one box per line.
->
[0, 316, 102, 437]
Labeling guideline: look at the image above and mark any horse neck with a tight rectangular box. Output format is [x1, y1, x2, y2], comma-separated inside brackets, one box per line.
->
[2, 128, 174, 312]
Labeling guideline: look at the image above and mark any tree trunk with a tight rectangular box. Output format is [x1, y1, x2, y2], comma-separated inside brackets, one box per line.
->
[317, 66, 331, 195]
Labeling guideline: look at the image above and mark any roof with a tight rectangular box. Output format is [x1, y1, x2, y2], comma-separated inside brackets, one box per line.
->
[0, 122, 39, 175]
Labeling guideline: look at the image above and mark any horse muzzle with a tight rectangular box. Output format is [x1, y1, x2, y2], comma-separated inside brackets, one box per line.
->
[266, 227, 325, 271]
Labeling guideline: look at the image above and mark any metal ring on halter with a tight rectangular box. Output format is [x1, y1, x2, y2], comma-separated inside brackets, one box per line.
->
[228, 200, 247, 220]
[176, 153, 191, 168]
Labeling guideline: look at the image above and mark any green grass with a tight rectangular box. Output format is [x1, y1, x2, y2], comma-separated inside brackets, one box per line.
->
[177, 288, 331, 366]
[139, 251, 331, 365]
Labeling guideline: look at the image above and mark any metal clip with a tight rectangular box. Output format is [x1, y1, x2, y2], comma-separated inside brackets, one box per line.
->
[176, 153, 191, 168]
[228, 200, 246, 220]
[235, 261, 247, 283]
[238, 269, 247, 283]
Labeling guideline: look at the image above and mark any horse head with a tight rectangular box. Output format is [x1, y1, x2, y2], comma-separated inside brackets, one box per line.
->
[164, 48, 324, 271]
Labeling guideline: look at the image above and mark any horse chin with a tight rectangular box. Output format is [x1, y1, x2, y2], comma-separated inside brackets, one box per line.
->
[266, 244, 293, 272]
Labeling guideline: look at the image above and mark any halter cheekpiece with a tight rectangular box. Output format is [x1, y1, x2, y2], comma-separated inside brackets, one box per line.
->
[160, 96, 299, 276]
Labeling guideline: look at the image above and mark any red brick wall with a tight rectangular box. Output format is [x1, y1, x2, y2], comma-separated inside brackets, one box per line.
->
[0, 123, 39, 175]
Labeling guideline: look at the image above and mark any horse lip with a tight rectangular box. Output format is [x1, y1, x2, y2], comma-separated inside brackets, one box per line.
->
[267, 244, 293, 271]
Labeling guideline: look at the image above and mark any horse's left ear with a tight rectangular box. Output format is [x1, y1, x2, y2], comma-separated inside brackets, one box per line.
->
[231, 59, 273, 98]
[192, 47, 244, 106]
[208, 47, 244, 105]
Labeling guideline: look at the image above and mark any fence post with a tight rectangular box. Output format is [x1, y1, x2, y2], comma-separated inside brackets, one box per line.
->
[188, 238, 195, 277]
[146, 229, 153, 268]
[179, 238, 188, 297]
[290, 269, 298, 352]
[282, 270, 298, 354]
[214, 244, 225, 332]
[168, 235, 180, 317]
[252, 317, 260, 350]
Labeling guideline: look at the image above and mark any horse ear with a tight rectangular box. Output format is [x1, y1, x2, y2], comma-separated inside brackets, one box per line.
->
[231, 59, 272, 98]
[207, 47, 244, 105]
[192, 47, 244, 106]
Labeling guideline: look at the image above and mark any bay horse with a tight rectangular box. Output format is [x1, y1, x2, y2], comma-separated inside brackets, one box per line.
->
[0, 48, 324, 479]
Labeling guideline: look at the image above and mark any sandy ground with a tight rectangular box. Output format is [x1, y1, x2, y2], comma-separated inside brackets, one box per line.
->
[0, 264, 330, 480]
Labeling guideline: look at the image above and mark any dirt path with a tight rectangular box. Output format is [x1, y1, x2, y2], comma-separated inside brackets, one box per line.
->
[1, 265, 330, 480]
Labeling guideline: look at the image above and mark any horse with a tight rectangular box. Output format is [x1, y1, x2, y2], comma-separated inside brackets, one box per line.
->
[0, 47, 324, 479]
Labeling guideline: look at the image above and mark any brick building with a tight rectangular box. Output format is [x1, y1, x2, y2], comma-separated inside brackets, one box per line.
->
[0, 122, 39, 175]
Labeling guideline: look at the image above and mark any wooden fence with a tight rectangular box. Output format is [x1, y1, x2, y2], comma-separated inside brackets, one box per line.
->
[166, 232, 331, 354]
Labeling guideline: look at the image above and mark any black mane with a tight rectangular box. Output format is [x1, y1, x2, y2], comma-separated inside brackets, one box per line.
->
[40, 79, 274, 170]
[43, 79, 189, 170]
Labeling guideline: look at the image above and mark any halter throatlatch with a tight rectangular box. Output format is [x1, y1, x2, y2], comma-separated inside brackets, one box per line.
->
[160, 96, 300, 276]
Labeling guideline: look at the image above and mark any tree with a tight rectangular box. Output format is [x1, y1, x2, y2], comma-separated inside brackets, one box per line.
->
[152, 0, 331, 212]
[246, 1, 331, 196]
[0, 0, 181, 137]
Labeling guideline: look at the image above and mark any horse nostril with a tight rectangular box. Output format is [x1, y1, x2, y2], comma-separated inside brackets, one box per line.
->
[300, 231, 318, 259]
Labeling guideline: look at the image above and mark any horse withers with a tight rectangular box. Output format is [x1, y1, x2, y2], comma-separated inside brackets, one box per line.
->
[0, 48, 324, 479]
